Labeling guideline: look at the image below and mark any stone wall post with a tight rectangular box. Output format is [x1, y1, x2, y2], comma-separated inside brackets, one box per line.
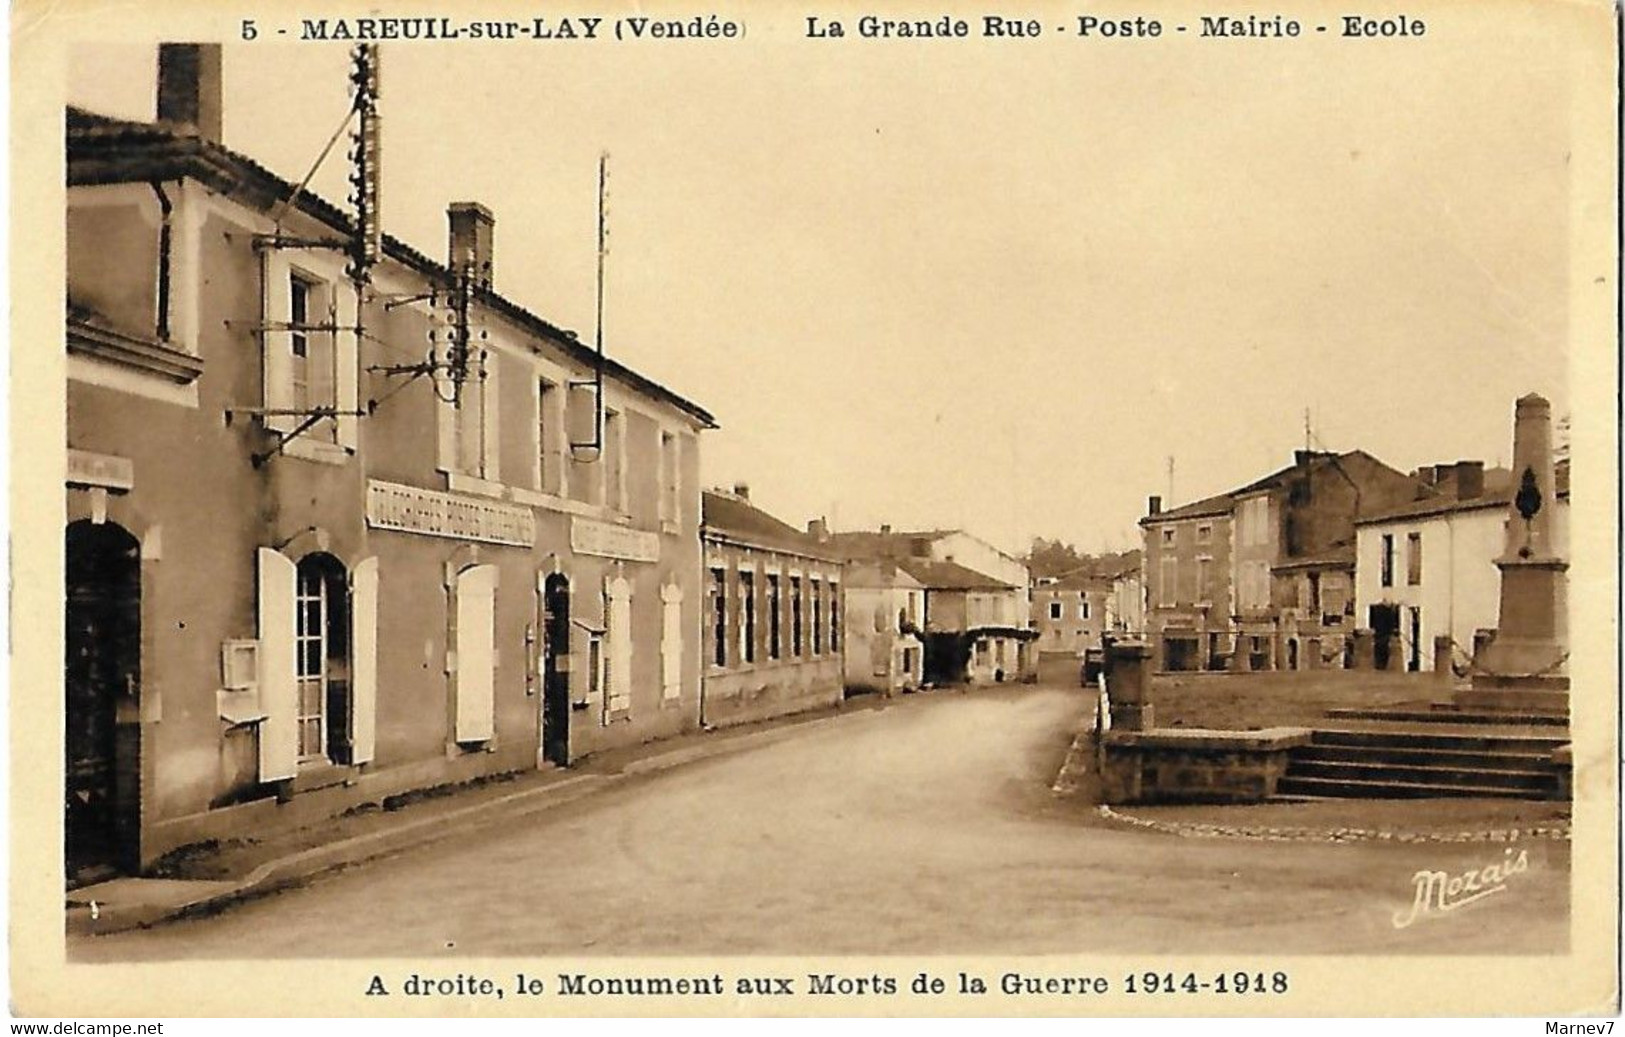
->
[1433, 635, 1455, 682]
[1106, 640, 1154, 731]
[1352, 628, 1374, 670]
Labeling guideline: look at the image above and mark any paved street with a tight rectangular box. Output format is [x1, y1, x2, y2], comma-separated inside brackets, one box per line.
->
[71, 685, 1568, 959]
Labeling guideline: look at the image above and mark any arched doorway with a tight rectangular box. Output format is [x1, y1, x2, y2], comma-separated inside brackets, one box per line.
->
[295, 553, 352, 765]
[541, 573, 571, 765]
[65, 520, 140, 884]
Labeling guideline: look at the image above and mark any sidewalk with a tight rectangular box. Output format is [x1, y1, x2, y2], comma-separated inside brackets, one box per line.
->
[67, 692, 907, 937]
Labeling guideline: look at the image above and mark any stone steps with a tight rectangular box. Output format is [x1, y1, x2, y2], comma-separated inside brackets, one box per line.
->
[1324, 706, 1568, 727]
[1274, 775, 1544, 800]
[1276, 726, 1566, 800]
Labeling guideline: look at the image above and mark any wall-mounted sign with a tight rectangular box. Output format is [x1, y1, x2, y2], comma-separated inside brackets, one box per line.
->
[572, 516, 659, 563]
[67, 449, 134, 491]
[366, 480, 535, 547]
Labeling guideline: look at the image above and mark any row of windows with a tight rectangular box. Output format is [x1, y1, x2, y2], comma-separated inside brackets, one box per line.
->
[707, 568, 841, 669]
[1046, 601, 1092, 621]
[278, 269, 685, 522]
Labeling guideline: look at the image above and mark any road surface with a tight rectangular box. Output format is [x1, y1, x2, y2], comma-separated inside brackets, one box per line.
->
[71, 684, 1569, 958]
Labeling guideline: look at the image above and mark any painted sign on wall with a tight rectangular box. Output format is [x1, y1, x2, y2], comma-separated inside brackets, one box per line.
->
[366, 479, 535, 547]
[572, 516, 659, 563]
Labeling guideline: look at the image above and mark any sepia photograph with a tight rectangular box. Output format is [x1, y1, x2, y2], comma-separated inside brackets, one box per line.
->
[9, 0, 1620, 1019]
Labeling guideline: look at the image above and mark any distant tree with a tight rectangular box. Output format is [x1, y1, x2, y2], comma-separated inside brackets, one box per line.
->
[1025, 537, 1087, 579]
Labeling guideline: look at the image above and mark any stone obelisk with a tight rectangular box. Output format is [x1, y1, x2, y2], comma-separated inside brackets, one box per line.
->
[1466, 393, 1569, 710]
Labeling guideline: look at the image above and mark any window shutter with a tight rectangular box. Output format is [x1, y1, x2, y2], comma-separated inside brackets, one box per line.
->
[660, 583, 683, 700]
[335, 284, 360, 451]
[349, 556, 379, 764]
[480, 356, 501, 483]
[256, 548, 298, 781]
[606, 577, 633, 714]
[454, 564, 497, 742]
[435, 369, 456, 471]
[260, 251, 294, 434]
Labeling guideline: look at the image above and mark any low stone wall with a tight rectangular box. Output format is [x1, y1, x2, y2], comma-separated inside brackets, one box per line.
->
[1098, 727, 1313, 805]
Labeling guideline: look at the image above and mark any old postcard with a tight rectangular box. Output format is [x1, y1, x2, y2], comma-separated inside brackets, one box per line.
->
[9, 0, 1620, 1019]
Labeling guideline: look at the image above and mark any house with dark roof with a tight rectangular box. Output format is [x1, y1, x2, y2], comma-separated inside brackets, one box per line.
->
[1139, 450, 1421, 673]
[700, 487, 844, 726]
[63, 45, 716, 884]
[1353, 459, 1570, 674]
[827, 526, 1035, 685]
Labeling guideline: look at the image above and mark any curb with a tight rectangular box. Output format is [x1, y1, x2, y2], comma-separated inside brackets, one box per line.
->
[68, 698, 890, 937]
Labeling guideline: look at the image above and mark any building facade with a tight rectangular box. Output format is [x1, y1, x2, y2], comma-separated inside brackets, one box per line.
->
[1353, 461, 1570, 673]
[64, 48, 714, 883]
[1140, 450, 1421, 673]
[700, 488, 844, 727]
[839, 560, 926, 696]
[827, 527, 1035, 685]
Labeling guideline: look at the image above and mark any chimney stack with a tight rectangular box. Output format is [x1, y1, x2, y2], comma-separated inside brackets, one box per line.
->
[732, 482, 750, 501]
[156, 44, 223, 141]
[448, 202, 495, 291]
[1147, 495, 1162, 516]
[880, 523, 892, 535]
[807, 518, 829, 541]
[1455, 460, 1485, 500]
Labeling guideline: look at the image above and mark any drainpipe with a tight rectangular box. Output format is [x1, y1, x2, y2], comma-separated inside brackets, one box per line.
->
[149, 182, 173, 342]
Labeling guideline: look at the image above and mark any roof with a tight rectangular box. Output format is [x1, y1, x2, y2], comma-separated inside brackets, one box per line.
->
[701, 491, 837, 561]
[66, 106, 716, 428]
[896, 558, 1014, 591]
[1140, 450, 1407, 526]
[1271, 548, 1356, 573]
[1356, 464, 1568, 525]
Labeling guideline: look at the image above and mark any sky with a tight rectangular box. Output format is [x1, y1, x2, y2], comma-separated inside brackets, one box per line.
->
[66, 6, 1587, 556]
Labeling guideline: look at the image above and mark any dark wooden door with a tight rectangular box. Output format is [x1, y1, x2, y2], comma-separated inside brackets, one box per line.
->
[65, 521, 140, 885]
[541, 574, 571, 766]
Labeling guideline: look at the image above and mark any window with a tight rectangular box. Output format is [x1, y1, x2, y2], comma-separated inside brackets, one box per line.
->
[790, 576, 804, 657]
[454, 351, 497, 479]
[829, 583, 840, 652]
[1159, 557, 1177, 606]
[1406, 532, 1422, 586]
[710, 568, 727, 667]
[659, 432, 680, 525]
[740, 571, 756, 664]
[767, 574, 782, 660]
[1049, 601, 1063, 621]
[1196, 556, 1213, 602]
[1197, 524, 1211, 543]
[811, 579, 823, 655]
[1077, 600, 1091, 621]
[287, 273, 338, 444]
[660, 583, 683, 700]
[1380, 533, 1395, 588]
[1162, 528, 1175, 546]
[294, 561, 329, 761]
[292, 553, 353, 764]
[1306, 571, 1322, 613]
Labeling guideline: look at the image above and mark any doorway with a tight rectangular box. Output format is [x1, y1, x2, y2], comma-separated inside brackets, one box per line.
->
[541, 573, 571, 766]
[65, 520, 140, 885]
[1369, 603, 1400, 671]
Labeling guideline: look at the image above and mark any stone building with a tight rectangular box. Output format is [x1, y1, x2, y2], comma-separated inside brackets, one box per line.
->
[1141, 450, 1420, 673]
[827, 527, 1035, 686]
[63, 46, 714, 884]
[700, 488, 844, 727]
[838, 559, 926, 696]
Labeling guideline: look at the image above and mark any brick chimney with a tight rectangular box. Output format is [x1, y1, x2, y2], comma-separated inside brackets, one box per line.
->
[807, 518, 829, 540]
[156, 44, 223, 141]
[1147, 495, 1162, 515]
[732, 482, 750, 501]
[879, 523, 892, 535]
[1454, 460, 1485, 500]
[448, 202, 495, 290]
